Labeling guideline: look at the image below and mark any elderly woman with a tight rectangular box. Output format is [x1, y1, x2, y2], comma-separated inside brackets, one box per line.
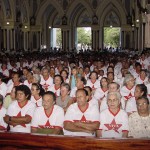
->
[126, 84, 147, 115]
[120, 74, 136, 105]
[97, 91, 129, 138]
[128, 96, 150, 138]
[56, 83, 73, 112]
[32, 74, 41, 84]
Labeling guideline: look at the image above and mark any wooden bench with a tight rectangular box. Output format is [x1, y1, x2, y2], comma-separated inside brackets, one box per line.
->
[0, 132, 150, 150]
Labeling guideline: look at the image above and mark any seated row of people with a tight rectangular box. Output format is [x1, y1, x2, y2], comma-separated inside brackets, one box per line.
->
[0, 84, 150, 138]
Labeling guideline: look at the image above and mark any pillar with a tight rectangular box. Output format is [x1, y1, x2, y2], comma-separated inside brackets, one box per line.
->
[92, 26, 100, 50]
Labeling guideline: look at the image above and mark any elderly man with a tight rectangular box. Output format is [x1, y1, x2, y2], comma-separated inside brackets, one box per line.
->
[97, 91, 129, 138]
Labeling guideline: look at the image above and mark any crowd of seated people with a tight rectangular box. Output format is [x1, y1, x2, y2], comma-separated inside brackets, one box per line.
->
[0, 49, 150, 138]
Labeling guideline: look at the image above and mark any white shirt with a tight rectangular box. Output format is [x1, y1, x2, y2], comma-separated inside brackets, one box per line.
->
[0, 68, 9, 77]
[31, 105, 64, 129]
[136, 76, 149, 85]
[40, 76, 53, 91]
[99, 109, 129, 138]
[7, 100, 36, 133]
[0, 82, 7, 98]
[30, 96, 42, 107]
[0, 106, 7, 130]
[48, 84, 60, 97]
[24, 80, 32, 89]
[64, 102, 100, 136]
[146, 84, 150, 101]
[6, 82, 22, 94]
[125, 97, 137, 114]
[93, 87, 108, 101]
[86, 79, 100, 90]
[120, 86, 135, 101]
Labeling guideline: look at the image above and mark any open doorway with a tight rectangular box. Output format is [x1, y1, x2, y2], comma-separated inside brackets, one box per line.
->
[76, 27, 91, 52]
[104, 27, 121, 52]
[51, 28, 62, 49]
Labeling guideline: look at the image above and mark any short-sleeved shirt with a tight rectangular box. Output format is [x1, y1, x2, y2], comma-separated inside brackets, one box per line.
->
[0, 106, 7, 130]
[99, 109, 129, 138]
[7, 100, 36, 133]
[64, 102, 100, 136]
[30, 96, 42, 107]
[93, 87, 108, 101]
[120, 86, 135, 101]
[126, 97, 137, 114]
[48, 84, 60, 97]
[31, 105, 64, 129]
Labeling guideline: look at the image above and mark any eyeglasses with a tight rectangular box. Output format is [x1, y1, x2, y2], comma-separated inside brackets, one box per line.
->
[107, 99, 119, 103]
[136, 102, 148, 107]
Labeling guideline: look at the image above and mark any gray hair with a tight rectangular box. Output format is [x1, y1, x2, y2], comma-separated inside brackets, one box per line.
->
[123, 73, 134, 86]
[107, 91, 121, 102]
[61, 83, 71, 91]
[41, 66, 50, 73]
[33, 74, 41, 83]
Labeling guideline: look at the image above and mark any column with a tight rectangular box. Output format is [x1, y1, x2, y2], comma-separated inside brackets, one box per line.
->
[143, 23, 146, 49]
[0, 27, 1, 51]
[10, 29, 13, 50]
[136, 27, 139, 50]
[27, 31, 29, 50]
[40, 31, 42, 49]
[92, 29, 99, 50]
[23, 32, 26, 50]
[99, 27, 103, 50]
[13, 29, 16, 50]
[121, 31, 124, 49]
[132, 27, 135, 49]
[6, 29, 10, 50]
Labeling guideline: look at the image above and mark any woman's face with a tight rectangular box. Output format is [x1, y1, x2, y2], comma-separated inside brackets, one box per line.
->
[107, 73, 114, 81]
[60, 86, 69, 96]
[127, 77, 135, 87]
[101, 78, 108, 87]
[134, 86, 143, 99]
[136, 98, 149, 114]
[54, 76, 62, 85]
[31, 85, 39, 96]
[140, 71, 146, 79]
[90, 73, 97, 80]
[72, 68, 77, 75]
[107, 94, 120, 110]
[61, 71, 67, 79]
[10, 87, 16, 99]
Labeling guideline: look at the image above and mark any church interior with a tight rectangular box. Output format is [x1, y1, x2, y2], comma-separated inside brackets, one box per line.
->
[0, 0, 150, 149]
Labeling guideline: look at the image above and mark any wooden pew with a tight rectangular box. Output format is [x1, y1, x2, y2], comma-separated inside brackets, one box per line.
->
[0, 132, 150, 150]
